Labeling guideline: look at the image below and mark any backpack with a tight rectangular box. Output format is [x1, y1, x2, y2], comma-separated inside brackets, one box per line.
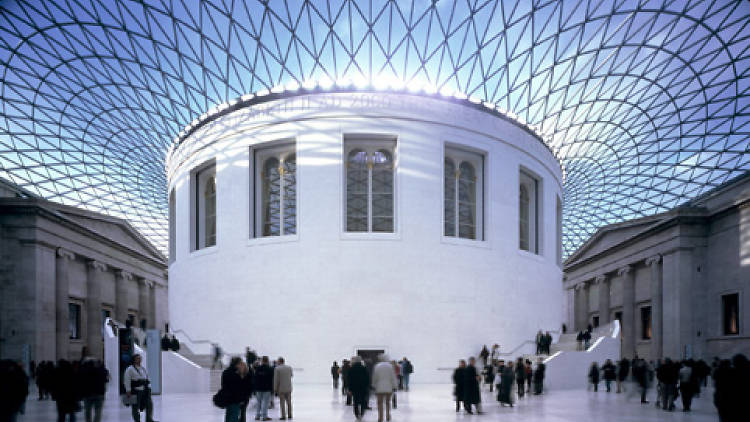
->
[212, 388, 229, 409]
[406, 362, 414, 374]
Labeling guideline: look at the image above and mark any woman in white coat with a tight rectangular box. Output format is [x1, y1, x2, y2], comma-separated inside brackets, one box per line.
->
[371, 354, 399, 422]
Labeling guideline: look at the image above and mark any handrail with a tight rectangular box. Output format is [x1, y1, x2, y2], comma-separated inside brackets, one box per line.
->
[172, 329, 217, 346]
[497, 340, 535, 356]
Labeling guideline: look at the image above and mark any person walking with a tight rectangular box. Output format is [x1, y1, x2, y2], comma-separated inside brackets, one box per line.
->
[452, 360, 466, 413]
[479, 346, 490, 367]
[124, 354, 157, 422]
[80, 359, 109, 422]
[0, 359, 28, 422]
[347, 356, 370, 420]
[678, 361, 695, 412]
[273, 357, 293, 420]
[588, 362, 600, 392]
[237, 361, 254, 422]
[390, 361, 399, 409]
[463, 357, 483, 414]
[400, 358, 413, 391]
[371, 355, 398, 422]
[221, 357, 247, 422]
[483, 361, 495, 392]
[498, 361, 515, 407]
[535, 331, 543, 354]
[524, 359, 533, 393]
[341, 359, 352, 402]
[515, 358, 526, 398]
[543, 332, 553, 354]
[602, 359, 616, 392]
[212, 344, 224, 370]
[533, 358, 545, 395]
[253, 356, 274, 421]
[616, 358, 629, 393]
[331, 361, 340, 389]
[632, 357, 650, 404]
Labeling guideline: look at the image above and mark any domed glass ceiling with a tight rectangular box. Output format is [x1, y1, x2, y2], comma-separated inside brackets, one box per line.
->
[1, 0, 749, 257]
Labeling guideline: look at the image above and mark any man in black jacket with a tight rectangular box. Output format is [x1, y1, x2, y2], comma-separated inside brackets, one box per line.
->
[347, 356, 370, 420]
[253, 356, 274, 421]
[81, 359, 109, 422]
[222, 357, 246, 422]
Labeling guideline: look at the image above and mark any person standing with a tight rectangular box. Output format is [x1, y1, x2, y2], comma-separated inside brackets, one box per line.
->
[483, 361, 495, 392]
[479, 346, 489, 367]
[371, 355, 398, 422]
[341, 359, 352, 402]
[245, 348, 257, 367]
[632, 357, 650, 404]
[347, 356, 370, 420]
[401, 358, 413, 391]
[602, 359, 616, 392]
[543, 332, 553, 354]
[331, 361, 340, 389]
[588, 362, 600, 392]
[524, 359, 533, 393]
[535, 331, 543, 355]
[212, 344, 223, 370]
[237, 361, 254, 422]
[273, 357, 293, 420]
[515, 358, 526, 398]
[0, 360, 28, 422]
[221, 357, 246, 422]
[463, 357, 483, 414]
[533, 358, 545, 395]
[490, 344, 500, 363]
[253, 356, 274, 421]
[123, 354, 157, 422]
[452, 360, 466, 413]
[498, 361, 515, 407]
[80, 359, 109, 422]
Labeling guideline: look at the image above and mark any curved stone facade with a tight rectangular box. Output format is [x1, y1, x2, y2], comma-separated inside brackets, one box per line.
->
[167, 90, 563, 382]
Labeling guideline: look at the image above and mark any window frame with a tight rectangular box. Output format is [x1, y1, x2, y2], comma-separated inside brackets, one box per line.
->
[252, 141, 297, 238]
[640, 305, 652, 340]
[343, 136, 397, 234]
[519, 168, 542, 255]
[68, 301, 82, 340]
[443, 146, 485, 241]
[721, 292, 740, 336]
[190, 160, 217, 252]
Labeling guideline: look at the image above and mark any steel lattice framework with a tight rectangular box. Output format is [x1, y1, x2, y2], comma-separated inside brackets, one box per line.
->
[1, 0, 749, 256]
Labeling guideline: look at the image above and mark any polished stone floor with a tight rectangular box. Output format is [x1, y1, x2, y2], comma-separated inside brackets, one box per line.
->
[19, 383, 718, 421]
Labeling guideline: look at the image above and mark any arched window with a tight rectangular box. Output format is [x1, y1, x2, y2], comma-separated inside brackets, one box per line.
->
[444, 147, 483, 240]
[204, 176, 216, 247]
[345, 138, 396, 233]
[519, 185, 530, 250]
[254, 143, 296, 237]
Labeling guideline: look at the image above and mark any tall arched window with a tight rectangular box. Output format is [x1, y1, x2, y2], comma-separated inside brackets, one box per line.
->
[345, 138, 396, 233]
[254, 143, 296, 237]
[444, 147, 483, 240]
[204, 176, 216, 247]
[519, 170, 541, 253]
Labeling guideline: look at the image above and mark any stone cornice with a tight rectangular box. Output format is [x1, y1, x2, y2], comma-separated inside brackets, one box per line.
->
[594, 274, 608, 284]
[114, 269, 134, 281]
[87, 259, 107, 272]
[617, 265, 632, 276]
[56, 247, 75, 260]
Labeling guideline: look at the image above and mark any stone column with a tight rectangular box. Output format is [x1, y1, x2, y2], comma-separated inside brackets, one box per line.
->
[55, 248, 75, 360]
[619, 265, 636, 358]
[646, 255, 663, 360]
[149, 282, 157, 330]
[86, 260, 107, 359]
[575, 282, 590, 330]
[662, 248, 694, 359]
[596, 274, 611, 325]
[114, 270, 132, 324]
[138, 278, 149, 329]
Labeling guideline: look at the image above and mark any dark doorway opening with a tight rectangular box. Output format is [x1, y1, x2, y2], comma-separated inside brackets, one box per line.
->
[357, 349, 385, 365]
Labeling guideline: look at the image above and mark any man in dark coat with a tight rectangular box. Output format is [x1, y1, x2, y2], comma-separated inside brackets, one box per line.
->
[341, 360, 352, 402]
[452, 360, 466, 412]
[533, 359, 545, 395]
[221, 357, 246, 422]
[80, 359, 109, 422]
[0, 360, 28, 422]
[616, 358, 630, 393]
[347, 356, 370, 420]
[253, 356, 274, 421]
[463, 357, 482, 414]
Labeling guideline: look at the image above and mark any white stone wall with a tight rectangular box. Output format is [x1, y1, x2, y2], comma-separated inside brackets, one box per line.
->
[168, 91, 563, 382]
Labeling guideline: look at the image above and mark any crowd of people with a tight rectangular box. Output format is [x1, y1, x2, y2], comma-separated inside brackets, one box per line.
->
[452, 354, 546, 415]
[584, 353, 749, 420]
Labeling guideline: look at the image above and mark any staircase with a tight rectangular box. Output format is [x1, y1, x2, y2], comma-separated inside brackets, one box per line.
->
[176, 343, 223, 391]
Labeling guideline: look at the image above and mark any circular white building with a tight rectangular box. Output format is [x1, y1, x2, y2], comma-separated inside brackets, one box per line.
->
[166, 89, 563, 382]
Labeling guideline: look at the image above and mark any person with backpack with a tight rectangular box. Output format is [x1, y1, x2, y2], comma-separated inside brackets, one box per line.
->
[401, 358, 413, 391]
[123, 354, 157, 422]
[602, 359, 617, 392]
[216, 357, 246, 422]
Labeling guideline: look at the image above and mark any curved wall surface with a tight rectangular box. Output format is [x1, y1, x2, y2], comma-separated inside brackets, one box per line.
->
[167, 91, 563, 382]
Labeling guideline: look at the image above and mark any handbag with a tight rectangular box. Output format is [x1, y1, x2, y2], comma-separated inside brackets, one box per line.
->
[121, 394, 138, 407]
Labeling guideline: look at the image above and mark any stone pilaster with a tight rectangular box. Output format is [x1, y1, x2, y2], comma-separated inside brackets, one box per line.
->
[86, 260, 107, 359]
[138, 278, 149, 329]
[596, 274, 610, 325]
[619, 265, 636, 358]
[114, 270, 132, 324]
[55, 248, 75, 360]
[646, 255, 663, 360]
[575, 282, 590, 331]
[148, 282, 157, 330]
[662, 248, 694, 359]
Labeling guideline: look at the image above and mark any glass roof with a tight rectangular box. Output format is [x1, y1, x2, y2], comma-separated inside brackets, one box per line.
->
[1, 0, 748, 257]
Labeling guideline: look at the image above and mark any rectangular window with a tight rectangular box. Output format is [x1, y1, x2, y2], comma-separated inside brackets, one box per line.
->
[68, 303, 81, 339]
[444, 146, 484, 240]
[344, 136, 396, 233]
[722, 293, 740, 335]
[191, 161, 216, 250]
[614, 311, 622, 324]
[592, 316, 600, 328]
[519, 170, 541, 254]
[168, 189, 176, 262]
[253, 142, 297, 237]
[640, 306, 652, 340]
